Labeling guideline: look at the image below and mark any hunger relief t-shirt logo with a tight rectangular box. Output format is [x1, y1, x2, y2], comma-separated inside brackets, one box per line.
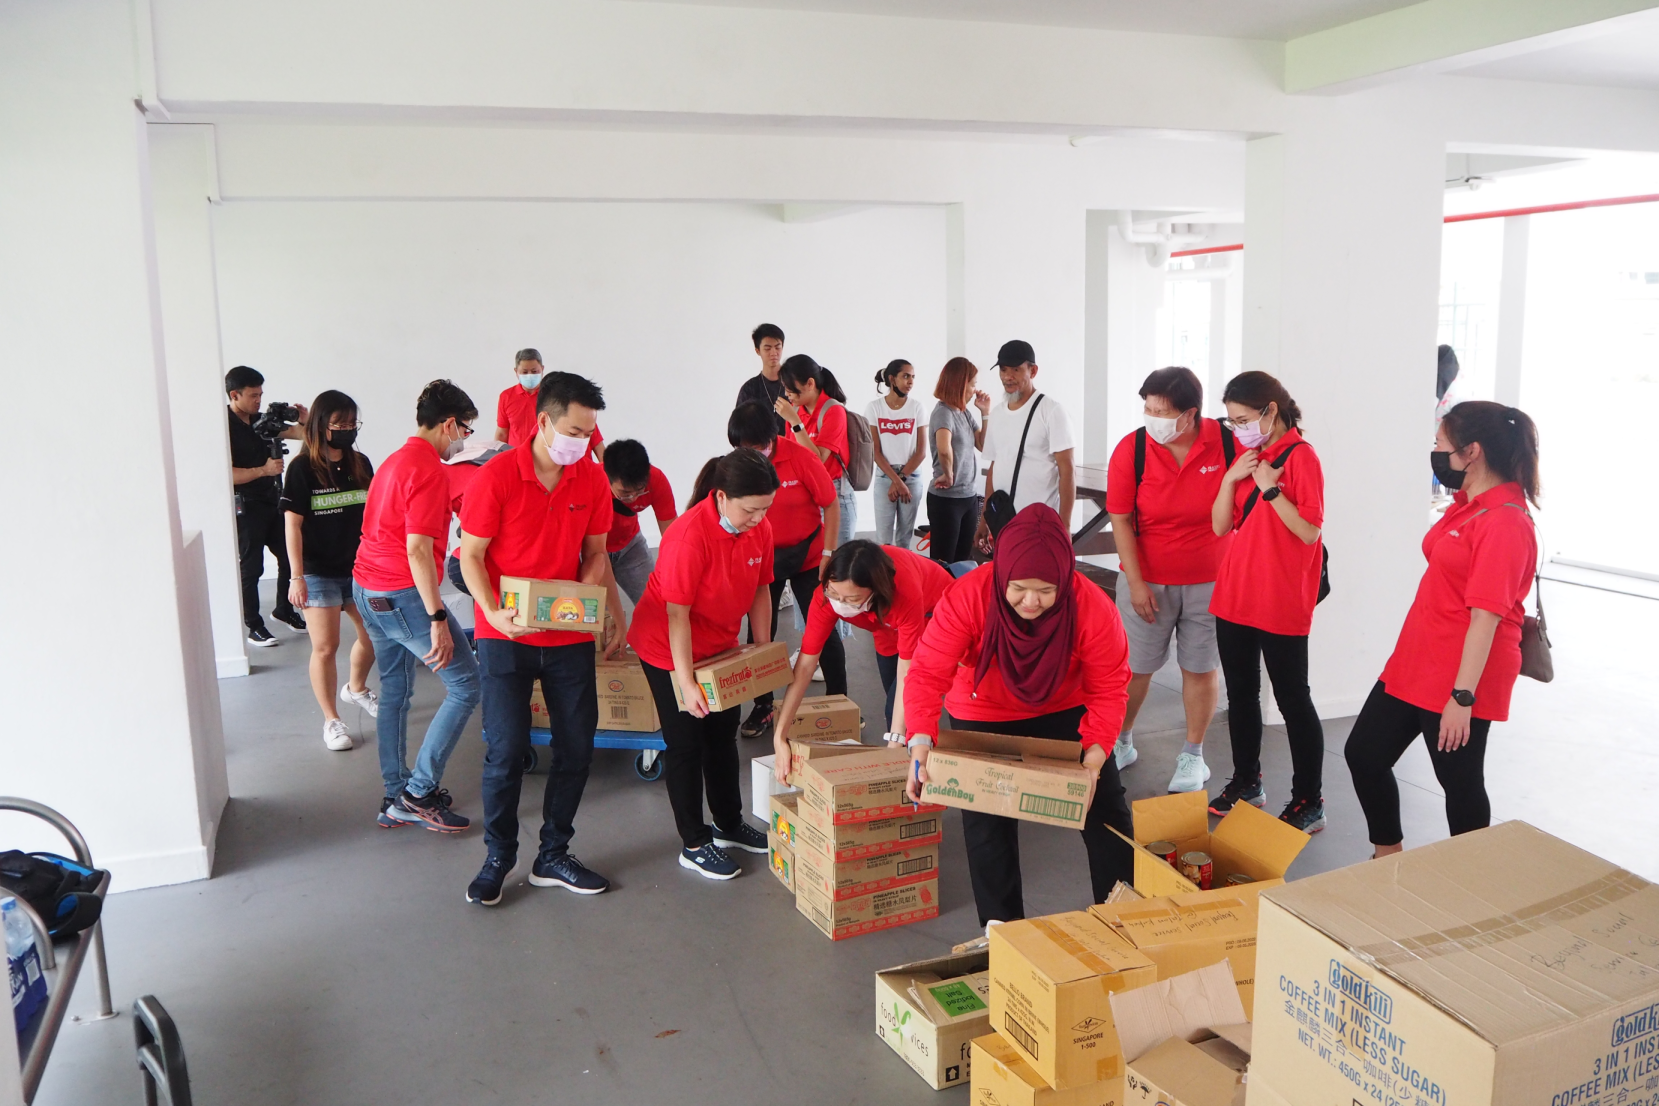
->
[1199, 464, 1221, 474]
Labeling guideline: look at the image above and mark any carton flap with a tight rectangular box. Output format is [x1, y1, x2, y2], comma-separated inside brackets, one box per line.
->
[800, 746, 910, 784]
[1110, 961, 1248, 1063]
[1210, 800, 1310, 877]
[1210, 1022, 1252, 1055]
[1129, 1036, 1246, 1106]
[936, 728, 1082, 764]
[1132, 790, 1210, 846]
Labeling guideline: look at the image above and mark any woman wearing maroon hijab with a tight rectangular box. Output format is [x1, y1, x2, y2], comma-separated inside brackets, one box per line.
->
[903, 504, 1134, 925]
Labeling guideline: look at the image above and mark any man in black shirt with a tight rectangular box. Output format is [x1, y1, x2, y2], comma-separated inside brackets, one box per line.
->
[227, 364, 308, 646]
[734, 323, 788, 437]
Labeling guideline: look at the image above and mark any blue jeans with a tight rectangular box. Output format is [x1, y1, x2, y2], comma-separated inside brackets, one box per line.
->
[834, 475, 858, 546]
[872, 472, 924, 549]
[353, 582, 481, 800]
[476, 637, 597, 863]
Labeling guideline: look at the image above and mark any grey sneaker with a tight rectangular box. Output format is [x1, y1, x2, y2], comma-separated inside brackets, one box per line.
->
[1167, 751, 1211, 793]
[1113, 733, 1137, 771]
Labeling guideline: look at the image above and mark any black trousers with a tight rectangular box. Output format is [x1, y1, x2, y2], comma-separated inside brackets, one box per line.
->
[1344, 681, 1492, 847]
[926, 493, 979, 565]
[236, 500, 294, 629]
[642, 661, 745, 850]
[876, 651, 898, 730]
[749, 566, 847, 713]
[1215, 616, 1324, 803]
[952, 706, 1134, 926]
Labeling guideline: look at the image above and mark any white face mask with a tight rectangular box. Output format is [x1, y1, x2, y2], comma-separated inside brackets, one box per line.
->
[541, 424, 588, 466]
[1144, 412, 1186, 445]
[441, 425, 467, 460]
[828, 596, 870, 619]
[518, 372, 542, 391]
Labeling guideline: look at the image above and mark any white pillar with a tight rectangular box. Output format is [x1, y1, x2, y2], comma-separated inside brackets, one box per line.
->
[1493, 214, 1531, 408]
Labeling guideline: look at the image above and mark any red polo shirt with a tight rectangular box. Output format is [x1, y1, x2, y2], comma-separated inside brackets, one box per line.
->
[353, 436, 450, 591]
[1209, 430, 1325, 637]
[902, 566, 1131, 750]
[766, 435, 837, 568]
[607, 466, 677, 554]
[494, 384, 603, 456]
[802, 394, 849, 481]
[628, 496, 775, 670]
[459, 444, 613, 648]
[1380, 483, 1536, 721]
[1105, 419, 1234, 586]
[801, 547, 953, 659]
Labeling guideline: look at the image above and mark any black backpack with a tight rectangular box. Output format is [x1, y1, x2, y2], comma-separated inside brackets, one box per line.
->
[1130, 422, 1236, 535]
[0, 850, 105, 938]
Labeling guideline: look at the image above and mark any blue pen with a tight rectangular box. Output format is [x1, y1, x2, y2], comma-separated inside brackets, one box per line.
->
[910, 755, 920, 810]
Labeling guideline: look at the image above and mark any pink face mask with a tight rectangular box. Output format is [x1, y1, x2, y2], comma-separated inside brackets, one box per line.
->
[542, 425, 588, 466]
[1234, 411, 1271, 449]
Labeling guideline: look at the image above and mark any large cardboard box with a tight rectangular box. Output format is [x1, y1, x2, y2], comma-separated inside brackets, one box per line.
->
[792, 805, 944, 861]
[594, 649, 658, 731]
[1090, 887, 1268, 1017]
[1112, 791, 1309, 896]
[767, 830, 795, 891]
[793, 746, 922, 825]
[971, 1032, 1126, 1106]
[670, 642, 791, 713]
[795, 843, 940, 900]
[785, 694, 861, 743]
[498, 576, 608, 633]
[876, 950, 992, 1090]
[1248, 821, 1659, 1106]
[921, 730, 1094, 829]
[1110, 961, 1251, 1106]
[796, 876, 938, 941]
[784, 735, 871, 785]
[989, 912, 1157, 1090]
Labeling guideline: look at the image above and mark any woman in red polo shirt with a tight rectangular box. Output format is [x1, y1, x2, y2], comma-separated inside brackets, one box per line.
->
[903, 505, 1133, 925]
[775, 354, 856, 551]
[1206, 371, 1327, 834]
[770, 540, 954, 782]
[1346, 402, 1540, 856]
[629, 449, 780, 881]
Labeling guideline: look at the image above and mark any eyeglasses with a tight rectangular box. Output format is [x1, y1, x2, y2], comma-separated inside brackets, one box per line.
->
[1222, 409, 1267, 430]
[328, 421, 361, 431]
[456, 421, 476, 438]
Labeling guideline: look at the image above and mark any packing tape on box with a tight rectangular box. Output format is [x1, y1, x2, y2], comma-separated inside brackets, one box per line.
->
[1028, 917, 1133, 982]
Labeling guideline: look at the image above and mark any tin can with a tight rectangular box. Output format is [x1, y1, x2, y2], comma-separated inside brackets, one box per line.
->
[1179, 851, 1214, 890]
[1146, 840, 1179, 867]
[1224, 873, 1255, 886]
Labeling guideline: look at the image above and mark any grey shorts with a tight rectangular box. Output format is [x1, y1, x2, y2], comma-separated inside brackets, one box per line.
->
[609, 532, 654, 606]
[1114, 573, 1219, 675]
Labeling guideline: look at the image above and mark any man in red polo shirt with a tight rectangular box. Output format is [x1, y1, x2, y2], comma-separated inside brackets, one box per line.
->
[458, 372, 624, 907]
[601, 439, 678, 605]
[495, 347, 604, 459]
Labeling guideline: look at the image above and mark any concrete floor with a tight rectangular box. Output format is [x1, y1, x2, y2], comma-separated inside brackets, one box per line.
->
[35, 575, 1658, 1105]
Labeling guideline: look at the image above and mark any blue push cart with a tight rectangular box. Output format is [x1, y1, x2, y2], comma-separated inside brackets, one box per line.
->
[528, 727, 666, 781]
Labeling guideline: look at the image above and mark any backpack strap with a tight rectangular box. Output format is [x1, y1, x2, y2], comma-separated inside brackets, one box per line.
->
[1237, 440, 1304, 527]
[1220, 424, 1236, 466]
[1006, 394, 1044, 503]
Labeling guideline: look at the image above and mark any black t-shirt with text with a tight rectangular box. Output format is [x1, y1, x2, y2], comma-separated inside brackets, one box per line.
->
[228, 408, 281, 505]
[280, 451, 375, 579]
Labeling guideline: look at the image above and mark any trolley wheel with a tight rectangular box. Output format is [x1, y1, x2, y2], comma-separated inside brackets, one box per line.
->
[524, 746, 546, 774]
[634, 749, 663, 782]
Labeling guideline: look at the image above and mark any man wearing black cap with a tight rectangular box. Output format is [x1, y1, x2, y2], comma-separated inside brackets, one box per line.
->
[976, 339, 1075, 550]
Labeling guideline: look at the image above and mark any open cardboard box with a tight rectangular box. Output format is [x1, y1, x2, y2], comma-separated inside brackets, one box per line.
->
[1109, 961, 1251, 1106]
[1090, 886, 1267, 1017]
[876, 949, 992, 1090]
[1109, 791, 1309, 896]
[920, 729, 1094, 829]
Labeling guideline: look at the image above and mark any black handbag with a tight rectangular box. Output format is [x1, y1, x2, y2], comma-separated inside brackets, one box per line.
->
[1238, 441, 1331, 604]
[982, 395, 1044, 539]
[0, 850, 105, 938]
[772, 525, 822, 582]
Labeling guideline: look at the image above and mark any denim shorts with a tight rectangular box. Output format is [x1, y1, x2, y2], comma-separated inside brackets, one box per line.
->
[304, 574, 354, 608]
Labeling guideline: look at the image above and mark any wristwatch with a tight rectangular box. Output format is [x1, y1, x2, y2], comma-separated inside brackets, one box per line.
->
[428, 607, 449, 623]
[1262, 487, 1282, 502]
[791, 423, 805, 433]
[1451, 688, 1475, 708]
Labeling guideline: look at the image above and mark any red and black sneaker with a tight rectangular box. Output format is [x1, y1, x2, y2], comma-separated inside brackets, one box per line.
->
[1279, 796, 1327, 834]
[397, 788, 470, 833]
[1207, 775, 1266, 817]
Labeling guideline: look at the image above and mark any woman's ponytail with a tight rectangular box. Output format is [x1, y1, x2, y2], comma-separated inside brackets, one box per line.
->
[874, 359, 911, 394]
[1222, 371, 1303, 430]
[1441, 400, 1541, 505]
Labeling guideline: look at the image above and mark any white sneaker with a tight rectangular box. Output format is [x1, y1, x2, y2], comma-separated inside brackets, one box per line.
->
[323, 719, 353, 751]
[1113, 734, 1137, 771]
[340, 685, 379, 718]
[787, 650, 825, 683]
[1167, 751, 1211, 793]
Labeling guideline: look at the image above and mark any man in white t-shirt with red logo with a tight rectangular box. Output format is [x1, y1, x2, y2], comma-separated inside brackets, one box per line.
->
[864, 359, 927, 550]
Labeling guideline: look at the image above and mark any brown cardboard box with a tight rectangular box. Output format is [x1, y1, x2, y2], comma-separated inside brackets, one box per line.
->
[593, 648, 659, 732]
[921, 730, 1094, 829]
[1090, 887, 1267, 1017]
[1124, 1034, 1249, 1106]
[971, 1033, 1126, 1106]
[1109, 961, 1250, 1106]
[1110, 791, 1309, 896]
[669, 642, 791, 713]
[785, 694, 861, 743]
[769, 793, 800, 849]
[793, 746, 923, 825]
[876, 950, 991, 1090]
[497, 576, 608, 633]
[1249, 821, 1659, 1106]
[795, 843, 940, 901]
[767, 830, 794, 891]
[796, 876, 938, 941]
[989, 912, 1157, 1090]
[791, 805, 944, 861]
[784, 735, 871, 784]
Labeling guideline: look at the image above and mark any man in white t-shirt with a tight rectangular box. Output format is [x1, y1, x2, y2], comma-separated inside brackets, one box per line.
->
[976, 339, 1075, 551]
[865, 360, 927, 549]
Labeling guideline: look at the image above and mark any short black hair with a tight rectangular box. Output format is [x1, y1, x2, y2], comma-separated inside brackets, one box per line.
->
[225, 365, 264, 394]
[752, 323, 785, 349]
[536, 372, 605, 420]
[514, 348, 543, 366]
[415, 379, 478, 430]
[727, 402, 776, 449]
[1139, 366, 1203, 414]
[602, 439, 651, 488]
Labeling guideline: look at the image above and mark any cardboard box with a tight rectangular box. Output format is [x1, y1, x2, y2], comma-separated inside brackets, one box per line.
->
[989, 911, 1157, 1090]
[920, 730, 1094, 829]
[876, 950, 992, 1090]
[784, 735, 871, 785]
[769, 792, 800, 848]
[1249, 821, 1659, 1106]
[791, 805, 944, 862]
[795, 843, 940, 900]
[498, 576, 607, 633]
[1111, 791, 1309, 896]
[971, 1033, 1126, 1106]
[767, 830, 795, 891]
[1090, 887, 1267, 1017]
[785, 694, 862, 743]
[796, 876, 938, 941]
[1110, 961, 1250, 1106]
[750, 756, 797, 824]
[669, 642, 791, 713]
[793, 745, 924, 825]
[594, 649, 659, 732]
[1124, 1033, 1249, 1106]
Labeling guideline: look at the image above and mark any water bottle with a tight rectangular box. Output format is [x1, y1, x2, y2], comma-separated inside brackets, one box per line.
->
[3, 896, 48, 1035]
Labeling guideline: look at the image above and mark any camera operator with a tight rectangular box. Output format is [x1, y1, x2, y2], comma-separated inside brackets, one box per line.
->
[226, 364, 308, 646]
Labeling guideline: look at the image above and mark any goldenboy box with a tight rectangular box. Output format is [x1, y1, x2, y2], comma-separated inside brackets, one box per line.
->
[669, 642, 791, 713]
[920, 730, 1094, 829]
[497, 576, 607, 633]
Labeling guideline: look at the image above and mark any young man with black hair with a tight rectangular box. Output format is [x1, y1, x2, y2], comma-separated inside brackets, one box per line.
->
[458, 372, 626, 907]
[734, 323, 788, 437]
[352, 379, 481, 834]
[602, 440, 678, 605]
[226, 365, 309, 645]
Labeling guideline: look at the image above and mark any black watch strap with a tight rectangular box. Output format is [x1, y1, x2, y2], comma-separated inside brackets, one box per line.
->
[1451, 688, 1475, 707]
[1262, 486, 1282, 502]
[428, 607, 449, 623]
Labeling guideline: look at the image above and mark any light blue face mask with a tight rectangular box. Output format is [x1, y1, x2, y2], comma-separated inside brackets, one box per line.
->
[519, 373, 542, 391]
[719, 513, 741, 536]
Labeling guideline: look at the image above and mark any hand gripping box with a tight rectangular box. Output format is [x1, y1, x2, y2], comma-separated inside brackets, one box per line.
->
[1109, 791, 1309, 897]
[497, 576, 607, 633]
[796, 876, 938, 941]
[921, 730, 1095, 829]
[1090, 886, 1268, 1017]
[792, 745, 927, 826]
[669, 642, 791, 713]
[876, 949, 991, 1090]
[989, 911, 1157, 1091]
[785, 695, 862, 743]
[1247, 821, 1659, 1106]
[594, 648, 659, 732]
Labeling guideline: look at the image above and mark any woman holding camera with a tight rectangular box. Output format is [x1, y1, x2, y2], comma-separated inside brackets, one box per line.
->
[283, 390, 379, 751]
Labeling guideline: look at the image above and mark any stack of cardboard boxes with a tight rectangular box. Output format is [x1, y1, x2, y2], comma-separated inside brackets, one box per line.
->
[532, 646, 662, 732]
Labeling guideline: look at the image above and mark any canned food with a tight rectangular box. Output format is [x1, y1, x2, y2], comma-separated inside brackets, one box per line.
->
[1146, 841, 1179, 867]
[1224, 873, 1255, 886]
[1179, 851, 1214, 890]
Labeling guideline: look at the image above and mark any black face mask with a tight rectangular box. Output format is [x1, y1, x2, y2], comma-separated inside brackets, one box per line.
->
[328, 428, 358, 450]
[1430, 450, 1465, 490]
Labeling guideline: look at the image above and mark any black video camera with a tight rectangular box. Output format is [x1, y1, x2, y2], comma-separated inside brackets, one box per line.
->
[251, 402, 301, 459]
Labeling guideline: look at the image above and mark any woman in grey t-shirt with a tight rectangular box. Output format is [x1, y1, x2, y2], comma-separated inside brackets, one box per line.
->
[926, 356, 990, 565]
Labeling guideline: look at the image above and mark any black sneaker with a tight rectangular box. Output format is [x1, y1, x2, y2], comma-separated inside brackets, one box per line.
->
[713, 821, 768, 854]
[1208, 775, 1266, 817]
[376, 796, 421, 829]
[739, 706, 774, 740]
[247, 626, 279, 648]
[466, 855, 512, 906]
[679, 843, 740, 881]
[1280, 797, 1327, 834]
[528, 853, 610, 895]
[273, 609, 308, 633]
[398, 788, 470, 833]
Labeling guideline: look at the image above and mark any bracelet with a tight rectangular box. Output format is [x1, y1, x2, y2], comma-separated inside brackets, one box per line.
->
[820, 550, 833, 558]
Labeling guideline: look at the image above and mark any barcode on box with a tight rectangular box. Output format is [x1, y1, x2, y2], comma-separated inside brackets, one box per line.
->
[609, 705, 629, 720]
[896, 855, 934, 877]
[900, 819, 939, 839]
[1018, 794, 1084, 823]
[813, 908, 830, 930]
[1004, 1013, 1038, 1058]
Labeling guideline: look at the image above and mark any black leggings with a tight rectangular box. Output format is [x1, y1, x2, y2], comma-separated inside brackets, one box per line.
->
[951, 706, 1134, 926]
[641, 661, 744, 850]
[1215, 617, 1324, 803]
[926, 493, 979, 565]
[1344, 681, 1491, 847]
[749, 566, 847, 713]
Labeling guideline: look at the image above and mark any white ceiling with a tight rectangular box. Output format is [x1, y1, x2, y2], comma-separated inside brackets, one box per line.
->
[1449, 9, 1659, 90]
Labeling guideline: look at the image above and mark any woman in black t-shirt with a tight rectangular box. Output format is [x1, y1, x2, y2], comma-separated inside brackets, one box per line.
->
[282, 390, 378, 752]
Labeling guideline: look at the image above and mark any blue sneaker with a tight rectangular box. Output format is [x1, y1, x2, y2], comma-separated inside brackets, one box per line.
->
[1208, 775, 1266, 817]
[466, 855, 512, 906]
[679, 843, 740, 881]
[528, 853, 610, 895]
